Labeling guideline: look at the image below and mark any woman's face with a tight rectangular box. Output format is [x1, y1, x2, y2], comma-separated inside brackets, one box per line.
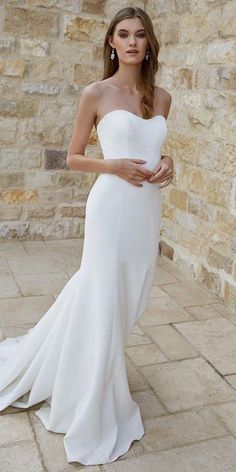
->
[109, 17, 149, 64]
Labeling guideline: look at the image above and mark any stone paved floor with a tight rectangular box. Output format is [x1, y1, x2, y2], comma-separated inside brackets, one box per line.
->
[0, 238, 236, 472]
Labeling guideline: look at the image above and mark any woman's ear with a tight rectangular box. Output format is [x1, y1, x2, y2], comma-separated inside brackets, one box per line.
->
[108, 34, 114, 49]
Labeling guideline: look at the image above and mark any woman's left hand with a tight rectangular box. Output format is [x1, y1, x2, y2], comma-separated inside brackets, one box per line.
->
[147, 155, 174, 188]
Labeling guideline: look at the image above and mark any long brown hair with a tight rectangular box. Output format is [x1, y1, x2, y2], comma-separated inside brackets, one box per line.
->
[102, 6, 160, 119]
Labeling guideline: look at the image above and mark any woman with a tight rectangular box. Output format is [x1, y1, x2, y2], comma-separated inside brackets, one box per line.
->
[0, 6, 173, 466]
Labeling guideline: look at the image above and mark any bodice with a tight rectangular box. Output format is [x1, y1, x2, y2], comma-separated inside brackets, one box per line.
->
[96, 109, 168, 171]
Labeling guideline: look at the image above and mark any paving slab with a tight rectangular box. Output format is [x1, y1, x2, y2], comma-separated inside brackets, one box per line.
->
[0, 271, 21, 298]
[29, 411, 84, 472]
[0, 295, 54, 329]
[7, 254, 64, 274]
[102, 437, 236, 471]
[125, 355, 150, 392]
[142, 324, 198, 360]
[0, 440, 44, 472]
[132, 390, 167, 419]
[139, 294, 194, 326]
[160, 281, 218, 306]
[141, 407, 227, 452]
[211, 401, 236, 436]
[126, 343, 168, 366]
[14, 271, 70, 296]
[140, 357, 236, 412]
[174, 318, 236, 375]
[0, 412, 34, 444]
[184, 303, 224, 320]
[152, 265, 180, 284]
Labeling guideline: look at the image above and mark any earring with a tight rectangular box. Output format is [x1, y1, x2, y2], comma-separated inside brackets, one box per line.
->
[145, 49, 150, 61]
[111, 48, 115, 60]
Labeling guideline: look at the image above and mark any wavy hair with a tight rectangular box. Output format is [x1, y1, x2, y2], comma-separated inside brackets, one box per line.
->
[101, 6, 160, 119]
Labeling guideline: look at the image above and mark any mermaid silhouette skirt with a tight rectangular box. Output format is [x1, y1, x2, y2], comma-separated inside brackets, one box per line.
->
[0, 110, 167, 465]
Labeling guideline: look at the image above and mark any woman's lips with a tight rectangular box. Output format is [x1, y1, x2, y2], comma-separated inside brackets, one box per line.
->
[126, 51, 139, 54]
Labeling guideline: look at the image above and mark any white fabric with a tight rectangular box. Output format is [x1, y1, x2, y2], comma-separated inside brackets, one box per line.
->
[0, 109, 167, 465]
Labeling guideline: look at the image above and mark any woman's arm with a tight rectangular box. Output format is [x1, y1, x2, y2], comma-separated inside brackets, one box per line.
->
[66, 83, 114, 174]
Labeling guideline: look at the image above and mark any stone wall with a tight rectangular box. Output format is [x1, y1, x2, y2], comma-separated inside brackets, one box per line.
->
[0, 0, 235, 311]
[155, 0, 236, 312]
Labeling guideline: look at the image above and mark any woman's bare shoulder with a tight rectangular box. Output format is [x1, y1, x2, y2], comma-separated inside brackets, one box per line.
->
[82, 80, 109, 98]
[154, 85, 172, 118]
[155, 85, 172, 103]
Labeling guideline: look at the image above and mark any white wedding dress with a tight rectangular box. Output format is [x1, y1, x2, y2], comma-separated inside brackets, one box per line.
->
[0, 109, 167, 465]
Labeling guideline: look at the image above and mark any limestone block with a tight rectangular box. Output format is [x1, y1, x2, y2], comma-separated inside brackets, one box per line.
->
[28, 219, 73, 240]
[27, 205, 56, 218]
[81, 0, 106, 15]
[174, 68, 193, 89]
[145, 0, 173, 18]
[175, 210, 199, 234]
[169, 133, 199, 165]
[40, 125, 65, 145]
[3, 6, 59, 38]
[24, 171, 58, 189]
[20, 37, 50, 56]
[220, 0, 236, 38]
[71, 218, 85, 238]
[207, 176, 231, 207]
[0, 117, 18, 144]
[1, 189, 39, 203]
[37, 188, 73, 203]
[159, 240, 174, 260]
[188, 109, 213, 127]
[63, 14, 107, 42]
[199, 264, 222, 297]
[197, 139, 224, 171]
[29, 60, 64, 81]
[207, 40, 236, 64]
[153, 17, 179, 47]
[0, 172, 24, 188]
[225, 280, 236, 311]
[0, 206, 23, 220]
[182, 8, 220, 44]
[58, 171, 93, 188]
[38, 98, 58, 120]
[0, 77, 17, 94]
[188, 194, 216, 222]
[59, 204, 86, 218]
[223, 143, 236, 175]
[0, 221, 30, 239]
[169, 188, 188, 210]
[0, 147, 42, 170]
[183, 167, 207, 196]
[207, 246, 233, 274]
[173, 0, 190, 13]
[0, 97, 37, 118]
[44, 149, 68, 169]
[0, 36, 15, 53]
[22, 82, 59, 95]
[216, 207, 236, 234]
[27, 0, 81, 12]
[0, 58, 27, 77]
[162, 201, 175, 219]
[74, 63, 101, 84]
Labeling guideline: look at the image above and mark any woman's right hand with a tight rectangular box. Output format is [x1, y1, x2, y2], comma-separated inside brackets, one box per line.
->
[107, 158, 154, 187]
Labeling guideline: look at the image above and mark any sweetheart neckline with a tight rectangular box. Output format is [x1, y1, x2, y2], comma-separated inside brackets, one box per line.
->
[96, 109, 167, 131]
